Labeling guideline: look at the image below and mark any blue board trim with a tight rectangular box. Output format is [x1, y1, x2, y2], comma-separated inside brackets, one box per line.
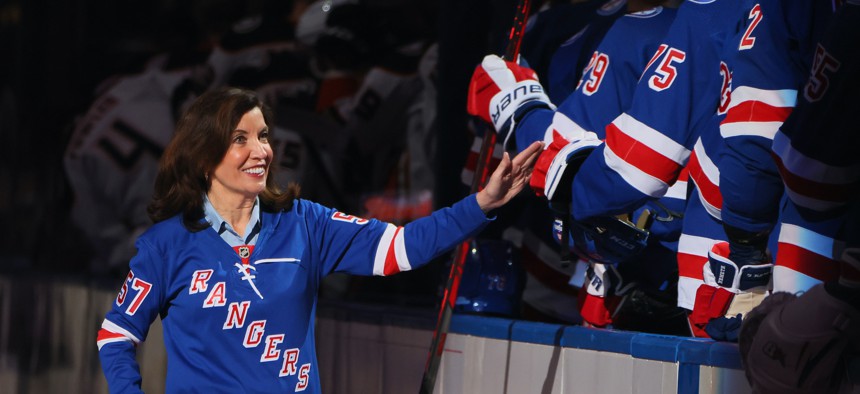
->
[630, 333, 683, 362]
[449, 314, 514, 341]
[708, 341, 745, 370]
[561, 325, 635, 354]
[448, 314, 744, 370]
[678, 362, 700, 394]
[511, 321, 565, 346]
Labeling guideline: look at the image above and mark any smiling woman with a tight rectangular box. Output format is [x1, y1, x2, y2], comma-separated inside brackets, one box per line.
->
[208, 106, 276, 236]
[147, 88, 300, 234]
[96, 87, 542, 393]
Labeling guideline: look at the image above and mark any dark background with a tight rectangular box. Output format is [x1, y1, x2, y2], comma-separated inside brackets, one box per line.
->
[0, 0, 519, 278]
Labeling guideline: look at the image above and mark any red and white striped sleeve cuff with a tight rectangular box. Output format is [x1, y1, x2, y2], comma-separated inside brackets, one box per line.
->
[720, 87, 796, 139]
[773, 130, 860, 212]
[687, 140, 723, 219]
[373, 224, 411, 276]
[547, 111, 592, 144]
[604, 113, 690, 197]
[96, 319, 141, 350]
[775, 223, 839, 281]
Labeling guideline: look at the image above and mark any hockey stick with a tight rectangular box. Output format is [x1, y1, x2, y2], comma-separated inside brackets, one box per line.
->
[419, 1, 531, 392]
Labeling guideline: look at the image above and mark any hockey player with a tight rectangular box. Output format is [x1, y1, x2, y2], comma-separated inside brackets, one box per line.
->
[740, 3, 860, 390]
[771, 4, 860, 297]
[520, 0, 625, 102]
[467, 1, 686, 331]
[707, 0, 836, 340]
[96, 88, 542, 393]
[566, 0, 762, 338]
[479, 0, 760, 337]
[460, 0, 639, 325]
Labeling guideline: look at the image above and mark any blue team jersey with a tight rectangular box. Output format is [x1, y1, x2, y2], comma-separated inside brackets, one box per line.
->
[543, 0, 627, 103]
[515, 6, 677, 151]
[769, 1, 860, 290]
[570, 0, 748, 221]
[97, 195, 490, 393]
[521, 0, 614, 99]
[718, 0, 833, 233]
[774, 1, 860, 216]
[515, 7, 682, 244]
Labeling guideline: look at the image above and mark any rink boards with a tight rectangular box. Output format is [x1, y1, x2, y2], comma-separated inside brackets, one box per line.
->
[0, 276, 753, 393]
[315, 301, 753, 394]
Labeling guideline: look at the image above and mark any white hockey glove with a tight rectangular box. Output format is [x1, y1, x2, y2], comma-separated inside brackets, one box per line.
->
[585, 262, 636, 299]
[529, 132, 602, 200]
[467, 54, 554, 148]
[690, 241, 773, 340]
[579, 262, 636, 328]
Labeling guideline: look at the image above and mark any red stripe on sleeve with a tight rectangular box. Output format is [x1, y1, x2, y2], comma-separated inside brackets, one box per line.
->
[774, 242, 840, 282]
[677, 166, 690, 182]
[606, 123, 683, 184]
[721, 101, 793, 124]
[686, 152, 723, 210]
[773, 153, 856, 203]
[97, 328, 127, 343]
[383, 227, 403, 276]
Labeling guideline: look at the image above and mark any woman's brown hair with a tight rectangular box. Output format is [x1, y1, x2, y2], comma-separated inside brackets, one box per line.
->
[147, 87, 300, 231]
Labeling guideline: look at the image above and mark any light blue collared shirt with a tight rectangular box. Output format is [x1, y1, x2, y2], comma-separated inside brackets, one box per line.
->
[203, 194, 262, 247]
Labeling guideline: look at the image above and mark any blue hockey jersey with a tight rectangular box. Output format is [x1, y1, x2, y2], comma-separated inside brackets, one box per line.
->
[97, 195, 491, 393]
[570, 0, 748, 223]
[773, 1, 860, 216]
[542, 0, 627, 103]
[563, 0, 750, 309]
[515, 6, 677, 153]
[719, 0, 833, 234]
[520, 0, 616, 101]
[771, 1, 860, 289]
[516, 6, 684, 245]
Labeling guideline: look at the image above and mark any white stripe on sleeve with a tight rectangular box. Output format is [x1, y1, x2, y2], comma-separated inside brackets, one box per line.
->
[373, 224, 398, 276]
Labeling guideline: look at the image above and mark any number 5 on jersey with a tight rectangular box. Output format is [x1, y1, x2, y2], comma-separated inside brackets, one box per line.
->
[646, 44, 686, 92]
[116, 271, 153, 316]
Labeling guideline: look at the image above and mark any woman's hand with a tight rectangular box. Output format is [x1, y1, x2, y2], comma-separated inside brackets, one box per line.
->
[476, 141, 543, 213]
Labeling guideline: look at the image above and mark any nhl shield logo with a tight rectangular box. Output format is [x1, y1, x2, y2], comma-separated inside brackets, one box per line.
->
[232, 244, 255, 265]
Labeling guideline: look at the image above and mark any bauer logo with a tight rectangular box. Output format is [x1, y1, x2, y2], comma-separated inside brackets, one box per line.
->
[491, 83, 544, 125]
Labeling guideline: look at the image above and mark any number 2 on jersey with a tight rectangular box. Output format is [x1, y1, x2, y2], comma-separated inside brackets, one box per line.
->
[739, 4, 763, 50]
